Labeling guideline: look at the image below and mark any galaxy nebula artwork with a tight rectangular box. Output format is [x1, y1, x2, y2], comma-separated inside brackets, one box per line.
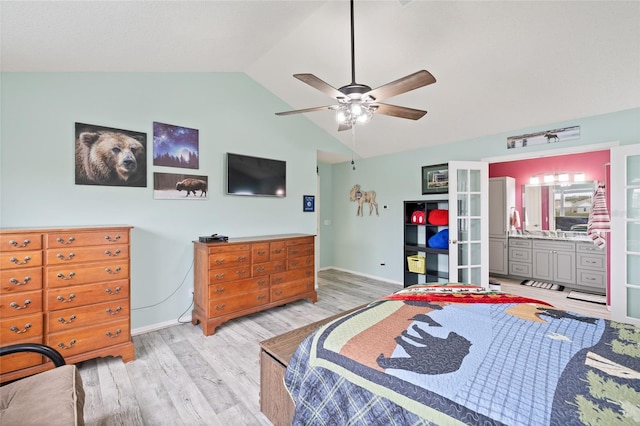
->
[153, 122, 199, 169]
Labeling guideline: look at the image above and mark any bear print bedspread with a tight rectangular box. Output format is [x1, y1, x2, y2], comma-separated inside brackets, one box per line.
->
[284, 285, 640, 425]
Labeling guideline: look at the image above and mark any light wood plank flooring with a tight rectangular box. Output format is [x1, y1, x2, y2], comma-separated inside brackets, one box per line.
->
[77, 270, 609, 425]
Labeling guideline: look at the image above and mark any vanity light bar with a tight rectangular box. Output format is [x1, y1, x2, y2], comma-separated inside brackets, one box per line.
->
[529, 172, 584, 184]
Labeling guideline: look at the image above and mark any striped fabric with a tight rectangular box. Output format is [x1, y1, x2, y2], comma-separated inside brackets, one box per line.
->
[587, 183, 610, 248]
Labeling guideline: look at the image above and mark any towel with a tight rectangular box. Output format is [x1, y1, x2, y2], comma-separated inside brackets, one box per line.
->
[587, 184, 610, 248]
[510, 208, 521, 230]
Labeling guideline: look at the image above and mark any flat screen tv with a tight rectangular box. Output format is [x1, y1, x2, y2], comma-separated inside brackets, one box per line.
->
[226, 153, 286, 197]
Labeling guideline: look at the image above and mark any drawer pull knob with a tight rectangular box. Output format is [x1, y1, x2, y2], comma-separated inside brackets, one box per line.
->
[257, 250, 266, 255]
[58, 339, 76, 350]
[257, 294, 267, 300]
[214, 273, 225, 280]
[105, 267, 122, 274]
[105, 249, 121, 257]
[10, 300, 31, 310]
[291, 249, 299, 254]
[105, 235, 121, 243]
[236, 270, 247, 276]
[305, 271, 312, 276]
[105, 286, 122, 295]
[9, 276, 31, 286]
[256, 267, 265, 273]
[305, 258, 312, 264]
[214, 258, 226, 265]
[274, 277, 282, 283]
[275, 264, 283, 270]
[257, 280, 267, 286]
[274, 249, 283, 254]
[291, 261, 299, 267]
[237, 256, 247, 262]
[10, 256, 31, 265]
[106, 306, 122, 315]
[10, 323, 32, 334]
[58, 315, 76, 324]
[56, 272, 76, 280]
[274, 291, 282, 296]
[56, 253, 75, 261]
[106, 329, 122, 338]
[215, 287, 225, 294]
[8, 239, 30, 248]
[57, 294, 76, 303]
[56, 237, 75, 245]
[215, 304, 226, 311]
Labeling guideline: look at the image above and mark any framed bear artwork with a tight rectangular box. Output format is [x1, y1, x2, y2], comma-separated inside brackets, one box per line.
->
[75, 122, 147, 187]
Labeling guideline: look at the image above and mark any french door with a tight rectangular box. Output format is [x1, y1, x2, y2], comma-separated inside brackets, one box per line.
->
[448, 161, 489, 288]
[610, 143, 640, 326]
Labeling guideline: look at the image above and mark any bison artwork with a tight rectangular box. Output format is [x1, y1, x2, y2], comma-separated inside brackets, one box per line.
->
[176, 178, 207, 197]
[75, 125, 147, 187]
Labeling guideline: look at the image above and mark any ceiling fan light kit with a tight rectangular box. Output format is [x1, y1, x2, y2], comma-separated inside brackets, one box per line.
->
[275, 0, 436, 131]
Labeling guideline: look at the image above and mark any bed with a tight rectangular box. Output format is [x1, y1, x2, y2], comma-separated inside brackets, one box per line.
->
[283, 284, 640, 425]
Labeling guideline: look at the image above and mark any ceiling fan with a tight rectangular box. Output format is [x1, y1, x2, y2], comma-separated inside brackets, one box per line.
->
[275, 0, 436, 131]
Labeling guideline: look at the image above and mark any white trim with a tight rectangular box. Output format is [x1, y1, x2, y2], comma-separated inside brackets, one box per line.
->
[482, 141, 620, 163]
[318, 266, 403, 286]
[132, 317, 192, 336]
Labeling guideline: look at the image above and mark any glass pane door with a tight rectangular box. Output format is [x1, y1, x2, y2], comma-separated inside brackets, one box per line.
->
[448, 161, 488, 287]
[611, 144, 640, 326]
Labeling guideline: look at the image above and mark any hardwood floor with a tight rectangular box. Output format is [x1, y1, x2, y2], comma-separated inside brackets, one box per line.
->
[77, 269, 609, 425]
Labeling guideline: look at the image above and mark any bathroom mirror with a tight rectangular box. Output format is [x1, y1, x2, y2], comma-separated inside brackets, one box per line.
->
[522, 181, 596, 232]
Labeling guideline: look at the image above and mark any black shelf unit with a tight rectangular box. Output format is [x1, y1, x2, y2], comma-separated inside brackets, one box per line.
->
[403, 199, 449, 287]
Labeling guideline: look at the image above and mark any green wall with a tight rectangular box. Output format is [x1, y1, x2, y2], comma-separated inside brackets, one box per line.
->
[0, 72, 348, 331]
[320, 108, 640, 283]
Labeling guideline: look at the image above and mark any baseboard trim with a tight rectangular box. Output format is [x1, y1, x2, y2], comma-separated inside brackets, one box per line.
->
[132, 317, 192, 336]
[319, 266, 403, 286]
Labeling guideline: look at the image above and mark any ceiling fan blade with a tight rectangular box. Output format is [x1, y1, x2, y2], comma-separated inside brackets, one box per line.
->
[275, 105, 336, 116]
[338, 123, 352, 132]
[373, 103, 427, 120]
[294, 74, 345, 100]
[364, 70, 436, 102]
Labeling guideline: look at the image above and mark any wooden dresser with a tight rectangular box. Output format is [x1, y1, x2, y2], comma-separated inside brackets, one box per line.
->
[192, 234, 317, 336]
[0, 226, 134, 383]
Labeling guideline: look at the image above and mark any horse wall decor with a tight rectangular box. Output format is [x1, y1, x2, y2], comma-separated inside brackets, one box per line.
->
[350, 184, 379, 216]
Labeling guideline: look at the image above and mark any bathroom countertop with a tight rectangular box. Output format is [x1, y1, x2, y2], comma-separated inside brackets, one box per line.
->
[508, 233, 591, 242]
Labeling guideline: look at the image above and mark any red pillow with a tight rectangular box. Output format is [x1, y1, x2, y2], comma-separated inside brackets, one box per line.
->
[428, 209, 448, 225]
[411, 211, 426, 224]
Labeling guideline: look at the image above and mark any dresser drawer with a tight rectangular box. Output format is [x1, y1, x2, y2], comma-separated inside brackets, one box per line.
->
[47, 300, 129, 333]
[253, 260, 285, 277]
[287, 255, 314, 270]
[208, 265, 251, 284]
[47, 318, 130, 358]
[46, 244, 129, 265]
[509, 261, 532, 277]
[576, 242, 606, 254]
[45, 260, 129, 288]
[46, 230, 129, 248]
[576, 270, 606, 291]
[1, 233, 43, 251]
[286, 237, 314, 247]
[271, 267, 314, 285]
[46, 279, 129, 311]
[577, 253, 605, 270]
[0, 312, 43, 342]
[0, 291, 43, 318]
[208, 289, 269, 316]
[0, 250, 43, 269]
[208, 277, 269, 301]
[206, 243, 251, 254]
[0, 336, 43, 375]
[271, 280, 314, 302]
[508, 248, 531, 263]
[208, 251, 250, 268]
[270, 241, 286, 260]
[1, 267, 42, 294]
[252, 243, 270, 264]
[508, 238, 532, 248]
[287, 244, 314, 258]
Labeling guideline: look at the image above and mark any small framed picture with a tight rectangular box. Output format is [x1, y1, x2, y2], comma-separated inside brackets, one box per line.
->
[303, 195, 315, 212]
[421, 163, 449, 194]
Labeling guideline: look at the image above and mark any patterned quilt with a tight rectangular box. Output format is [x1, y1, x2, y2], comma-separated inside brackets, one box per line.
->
[284, 285, 640, 425]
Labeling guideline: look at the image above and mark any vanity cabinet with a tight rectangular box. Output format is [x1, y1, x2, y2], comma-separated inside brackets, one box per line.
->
[489, 177, 515, 275]
[508, 238, 532, 277]
[575, 242, 607, 293]
[532, 240, 576, 284]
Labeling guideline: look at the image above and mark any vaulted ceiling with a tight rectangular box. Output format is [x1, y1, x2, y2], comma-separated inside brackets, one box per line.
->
[2, 1, 639, 161]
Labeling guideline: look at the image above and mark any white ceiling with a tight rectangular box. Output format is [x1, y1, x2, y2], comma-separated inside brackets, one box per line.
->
[2, 1, 639, 162]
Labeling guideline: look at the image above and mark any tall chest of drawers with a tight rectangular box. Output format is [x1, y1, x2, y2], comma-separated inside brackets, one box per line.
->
[1, 226, 134, 383]
[192, 234, 316, 336]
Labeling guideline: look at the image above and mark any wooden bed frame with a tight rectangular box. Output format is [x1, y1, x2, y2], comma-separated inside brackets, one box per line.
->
[259, 307, 361, 425]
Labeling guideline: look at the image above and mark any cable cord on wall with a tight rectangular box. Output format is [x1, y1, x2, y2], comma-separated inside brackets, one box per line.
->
[132, 260, 194, 311]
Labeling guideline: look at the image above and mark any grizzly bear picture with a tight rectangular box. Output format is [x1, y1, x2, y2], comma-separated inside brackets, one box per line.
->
[75, 123, 147, 187]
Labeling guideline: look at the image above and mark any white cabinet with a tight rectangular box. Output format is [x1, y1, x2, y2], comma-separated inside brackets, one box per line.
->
[489, 177, 515, 275]
[508, 238, 532, 277]
[532, 240, 576, 284]
[575, 242, 607, 293]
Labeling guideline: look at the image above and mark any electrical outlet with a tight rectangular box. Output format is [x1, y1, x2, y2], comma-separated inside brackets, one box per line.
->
[189, 288, 194, 299]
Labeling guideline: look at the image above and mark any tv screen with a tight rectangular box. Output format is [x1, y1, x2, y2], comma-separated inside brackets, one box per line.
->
[226, 153, 286, 197]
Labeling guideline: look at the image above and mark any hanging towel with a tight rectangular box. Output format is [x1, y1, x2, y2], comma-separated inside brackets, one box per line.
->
[510, 208, 521, 230]
[587, 183, 610, 248]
